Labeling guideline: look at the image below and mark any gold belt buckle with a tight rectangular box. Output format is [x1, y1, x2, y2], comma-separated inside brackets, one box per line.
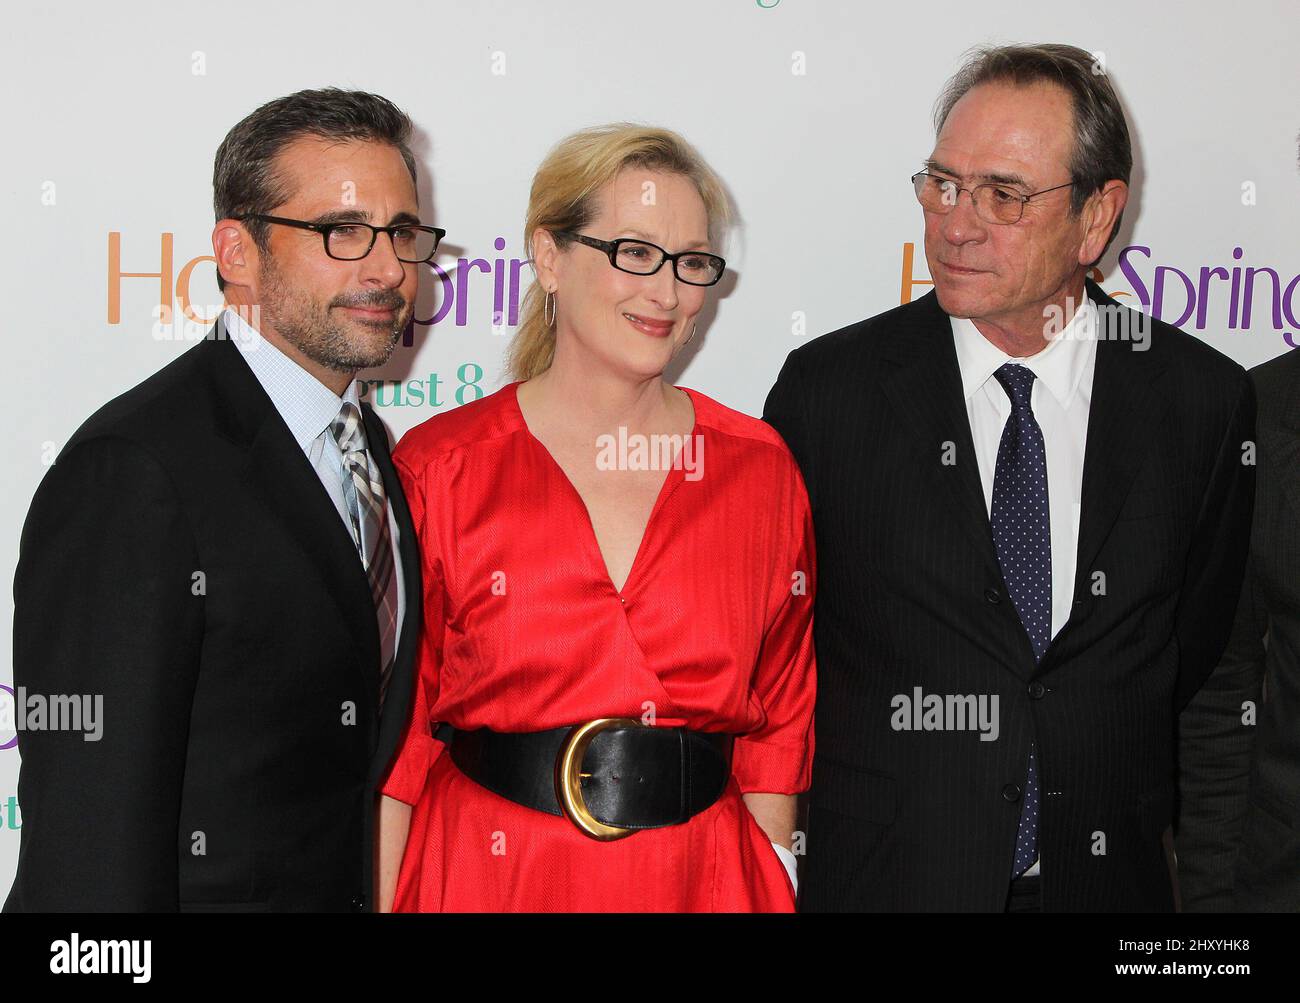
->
[555, 718, 642, 841]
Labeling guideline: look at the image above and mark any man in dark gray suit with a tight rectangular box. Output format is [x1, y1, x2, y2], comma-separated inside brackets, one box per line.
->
[5, 88, 435, 911]
[1177, 338, 1300, 912]
[766, 43, 1255, 912]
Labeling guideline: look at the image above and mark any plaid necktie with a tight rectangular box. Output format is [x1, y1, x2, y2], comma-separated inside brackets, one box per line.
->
[330, 401, 398, 705]
[989, 363, 1047, 879]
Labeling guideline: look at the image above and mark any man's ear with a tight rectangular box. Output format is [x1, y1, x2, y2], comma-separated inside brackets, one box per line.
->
[530, 227, 560, 293]
[212, 219, 259, 292]
[1077, 180, 1128, 268]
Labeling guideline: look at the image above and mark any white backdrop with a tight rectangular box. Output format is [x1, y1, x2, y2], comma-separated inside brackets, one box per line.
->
[3, 0, 1298, 895]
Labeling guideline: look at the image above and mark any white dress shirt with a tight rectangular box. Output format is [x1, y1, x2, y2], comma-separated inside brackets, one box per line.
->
[950, 296, 1099, 877]
[222, 305, 406, 655]
[772, 841, 799, 893]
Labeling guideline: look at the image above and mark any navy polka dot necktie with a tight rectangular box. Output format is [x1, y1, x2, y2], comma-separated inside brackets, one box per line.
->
[990, 363, 1046, 879]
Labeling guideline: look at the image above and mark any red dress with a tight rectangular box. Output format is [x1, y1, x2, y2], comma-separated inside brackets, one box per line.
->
[380, 381, 816, 912]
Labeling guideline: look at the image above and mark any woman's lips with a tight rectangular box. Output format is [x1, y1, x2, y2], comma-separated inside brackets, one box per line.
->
[624, 312, 675, 338]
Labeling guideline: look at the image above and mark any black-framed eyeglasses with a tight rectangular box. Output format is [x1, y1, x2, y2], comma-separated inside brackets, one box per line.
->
[911, 172, 1075, 225]
[552, 230, 726, 287]
[235, 213, 446, 262]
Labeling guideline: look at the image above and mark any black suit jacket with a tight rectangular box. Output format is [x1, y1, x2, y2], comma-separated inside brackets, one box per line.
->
[1176, 347, 1300, 911]
[764, 280, 1254, 912]
[3, 320, 421, 912]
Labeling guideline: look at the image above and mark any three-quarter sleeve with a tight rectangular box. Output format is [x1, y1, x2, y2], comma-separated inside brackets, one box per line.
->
[379, 453, 448, 805]
[731, 456, 817, 795]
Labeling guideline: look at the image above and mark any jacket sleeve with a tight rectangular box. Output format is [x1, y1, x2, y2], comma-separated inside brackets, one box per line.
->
[5, 436, 202, 912]
[378, 453, 447, 805]
[1172, 373, 1260, 910]
[763, 348, 816, 501]
[1173, 373, 1256, 711]
[1175, 565, 1266, 910]
[1175, 368, 1263, 909]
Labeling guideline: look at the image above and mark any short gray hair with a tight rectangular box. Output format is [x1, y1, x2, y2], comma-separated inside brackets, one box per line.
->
[212, 88, 417, 292]
[934, 43, 1132, 262]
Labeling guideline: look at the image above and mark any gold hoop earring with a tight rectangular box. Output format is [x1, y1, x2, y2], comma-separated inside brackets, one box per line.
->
[683, 322, 697, 347]
[544, 290, 556, 327]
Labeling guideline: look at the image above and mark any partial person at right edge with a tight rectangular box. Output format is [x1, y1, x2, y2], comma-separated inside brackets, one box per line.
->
[1177, 339, 1300, 912]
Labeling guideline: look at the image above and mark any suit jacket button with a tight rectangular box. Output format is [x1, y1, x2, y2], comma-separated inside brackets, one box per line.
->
[984, 588, 1002, 605]
[350, 895, 365, 913]
[1028, 681, 1046, 699]
[1002, 783, 1022, 802]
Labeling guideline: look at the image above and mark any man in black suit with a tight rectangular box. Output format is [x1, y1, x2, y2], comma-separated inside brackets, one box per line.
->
[765, 44, 1254, 912]
[4, 88, 435, 911]
[1176, 344, 1300, 912]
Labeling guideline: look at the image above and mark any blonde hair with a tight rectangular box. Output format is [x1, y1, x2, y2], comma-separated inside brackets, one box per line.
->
[507, 123, 732, 381]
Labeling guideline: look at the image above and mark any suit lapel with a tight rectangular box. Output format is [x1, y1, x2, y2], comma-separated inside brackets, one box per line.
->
[1047, 281, 1170, 660]
[362, 405, 423, 785]
[887, 285, 1173, 667]
[203, 322, 380, 703]
[879, 291, 1003, 579]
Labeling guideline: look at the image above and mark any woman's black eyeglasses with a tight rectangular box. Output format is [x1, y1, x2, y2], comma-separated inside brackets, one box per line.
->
[553, 230, 726, 287]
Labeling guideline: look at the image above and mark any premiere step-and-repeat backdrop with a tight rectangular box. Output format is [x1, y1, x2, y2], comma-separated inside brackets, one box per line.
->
[2, 0, 1298, 894]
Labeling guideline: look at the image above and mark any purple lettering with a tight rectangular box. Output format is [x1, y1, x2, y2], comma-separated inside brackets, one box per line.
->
[1153, 264, 1195, 328]
[1117, 245, 1151, 309]
[456, 257, 492, 326]
[1197, 266, 1229, 330]
[1229, 247, 1244, 329]
[1242, 267, 1280, 329]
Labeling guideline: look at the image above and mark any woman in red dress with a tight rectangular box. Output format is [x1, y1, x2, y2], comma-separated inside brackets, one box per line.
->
[377, 124, 815, 912]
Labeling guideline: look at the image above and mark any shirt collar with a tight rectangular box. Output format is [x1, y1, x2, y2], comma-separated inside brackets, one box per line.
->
[950, 295, 1097, 409]
[222, 306, 361, 451]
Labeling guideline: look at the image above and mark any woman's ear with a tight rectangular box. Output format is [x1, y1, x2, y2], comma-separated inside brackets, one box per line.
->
[531, 228, 560, 293]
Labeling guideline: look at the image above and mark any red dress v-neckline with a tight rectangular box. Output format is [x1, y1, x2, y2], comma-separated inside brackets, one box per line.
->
[507, 380, 700, 598]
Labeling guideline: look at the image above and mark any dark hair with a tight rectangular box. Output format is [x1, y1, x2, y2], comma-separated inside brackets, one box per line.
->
[933, 43, 1132, 264]
[212, 87, 417, 291]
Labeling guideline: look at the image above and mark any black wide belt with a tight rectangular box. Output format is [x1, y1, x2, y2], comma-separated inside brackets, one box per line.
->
[434, 719, 734, 840]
